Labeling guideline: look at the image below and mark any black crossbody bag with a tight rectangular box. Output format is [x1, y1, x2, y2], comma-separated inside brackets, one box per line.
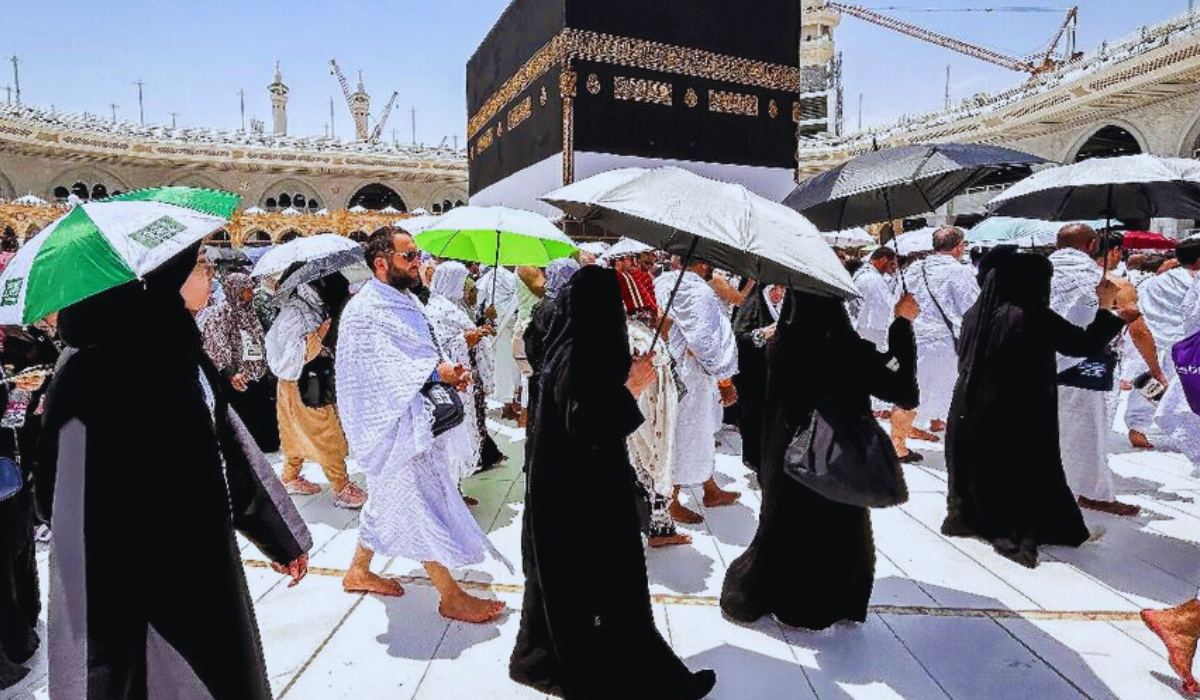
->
[420, 317, 466, 437]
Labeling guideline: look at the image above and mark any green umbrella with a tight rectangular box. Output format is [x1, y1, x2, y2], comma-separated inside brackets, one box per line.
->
[413, 204, 577, 306]
[0, 187, 240, 324]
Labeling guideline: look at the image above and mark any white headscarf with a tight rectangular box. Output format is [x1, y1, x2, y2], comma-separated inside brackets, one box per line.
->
[431, 261, 470, 304]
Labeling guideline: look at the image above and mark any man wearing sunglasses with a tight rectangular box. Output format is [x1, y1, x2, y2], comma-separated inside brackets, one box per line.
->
[335, 227, 508, 623]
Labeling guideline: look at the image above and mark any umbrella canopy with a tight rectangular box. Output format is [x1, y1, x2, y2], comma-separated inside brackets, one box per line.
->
[413, 205, 577, 267]
[0, 187, 240, 325]
[577, 241, 610, 256]
[12, 194, 47, 206]
[823, 228, 875, 248]
[542, 166, 857, 298]
[988, 155, 1200, 221]
[276, 252, 370, 296]
[884, 228, 937, 254]
[784, 143, 1047, 231]
[966, 216, 1108, 248]
[600, 237, 654, 261]
[251, 233, 361, 278]
[242, 205, 267, 215]
[1122, 230, 1177, 251]
[398, 214, 443, 234]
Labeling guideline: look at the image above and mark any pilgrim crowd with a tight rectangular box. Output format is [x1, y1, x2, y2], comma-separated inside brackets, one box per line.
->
[4, 220, 1200, 698]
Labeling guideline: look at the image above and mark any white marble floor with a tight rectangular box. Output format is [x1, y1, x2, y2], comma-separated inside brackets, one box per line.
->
[6, 410, 1200, 700]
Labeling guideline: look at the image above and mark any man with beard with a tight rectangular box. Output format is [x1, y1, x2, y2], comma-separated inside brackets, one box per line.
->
[336, 228, 507, 622]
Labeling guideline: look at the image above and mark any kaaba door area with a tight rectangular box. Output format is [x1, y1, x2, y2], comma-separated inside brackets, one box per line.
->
[467, 0, 816, 213]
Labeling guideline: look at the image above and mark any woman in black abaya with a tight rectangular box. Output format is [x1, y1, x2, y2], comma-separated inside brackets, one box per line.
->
[732, 285, 784, 472]
[722, 290, 919, 630]
[941, 248, 1131, 568]
[511, 266, 716, 700]
[38, 243, 312, 700]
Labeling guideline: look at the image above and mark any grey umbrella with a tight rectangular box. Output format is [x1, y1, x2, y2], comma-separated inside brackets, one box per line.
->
[784, 143, 1047, 232]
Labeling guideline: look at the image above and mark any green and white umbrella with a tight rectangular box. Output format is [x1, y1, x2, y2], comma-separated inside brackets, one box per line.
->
[0, 187, 240, 325]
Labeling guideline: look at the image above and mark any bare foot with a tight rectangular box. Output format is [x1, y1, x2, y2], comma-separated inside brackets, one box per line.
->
[648, 533, 693, 548]
[1129, 430, 1155, 449]
[930, 419, 947, 432]
[703, 487, 741, 508]
[1078, 496, 1141, 517]
[439, 593, 506, 623]
[1142, 606, 1200, 695]
[909, 427, 941, 443]
[873, 409, 893, 420]
[669, 500, 704, 524]
[343, 570, 405, 597]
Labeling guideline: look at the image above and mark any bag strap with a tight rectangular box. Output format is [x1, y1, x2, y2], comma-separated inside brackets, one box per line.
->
[921, 263, 960, 348]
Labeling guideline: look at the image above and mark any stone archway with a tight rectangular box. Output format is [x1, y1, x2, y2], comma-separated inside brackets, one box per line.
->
[347, 183, 406, 212]
[48, 165, 133, 202]
[1179, 109, 1200, 158]
[0, 167, 16, 200]
[1068, 122, 1147, 163]
[256, 177, 324, 212]
[168, 173, 227, 192]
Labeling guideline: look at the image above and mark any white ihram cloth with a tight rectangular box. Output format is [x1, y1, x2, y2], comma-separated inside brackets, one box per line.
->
[265, 284, 325, 381]
[655, 270, 739, 486]
[626, 319, 678, 501]
[852, 265, 896, 352]
[1157, 274, 1200, 471]
[336, 279, 504, 568]
[477, 266, 521, 402]
[428, 262, 485, 482]
[1050, 248, 1115, 502]
[1125, 268, 1193, 431]
[903, 255, 979, 424]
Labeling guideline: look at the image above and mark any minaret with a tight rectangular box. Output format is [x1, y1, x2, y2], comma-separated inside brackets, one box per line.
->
[269, 61, 289, 136]
[798, 0, 842, 136]
[350, 70, 371, 141]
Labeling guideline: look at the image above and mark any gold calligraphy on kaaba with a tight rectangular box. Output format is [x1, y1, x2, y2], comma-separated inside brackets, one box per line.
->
[709, 90, 759, 117]
[507, 96, 533, 132]
[613, 77, 673, 106]
[468, 29, 799, 140]
[475, 127, 494, 155]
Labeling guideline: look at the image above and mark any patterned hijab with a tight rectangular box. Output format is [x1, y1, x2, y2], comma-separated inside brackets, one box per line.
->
[201, 272, 269, 381]
[544, 258, 581, 300]
[431, 261, 471, 304]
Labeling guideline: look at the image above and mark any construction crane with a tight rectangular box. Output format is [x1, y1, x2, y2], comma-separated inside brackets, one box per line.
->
[822, 3, 1079, 75]
[369, 91, 399, 144]
[330, 59, 382, 140]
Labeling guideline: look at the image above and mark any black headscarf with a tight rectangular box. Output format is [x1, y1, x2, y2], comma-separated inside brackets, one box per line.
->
[540, 266, 631, 391]
[311, 272, 351, 350]
[956, 246, 1054, 397]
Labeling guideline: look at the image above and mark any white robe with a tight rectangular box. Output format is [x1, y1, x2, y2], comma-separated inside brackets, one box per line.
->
[336, 279, 502, 568]
[477, 266, 521, 403]
[655, 270, 739, 486]
[626, 319, 678, 501]
[427, 293, 485, 483]
[265, 284, 324, 381]
[1125, 268, 1193, 431]
[852, 265, 896, 352]
[1157, 274, 1200, 472]
[903, 255, 979, 423]
[1050, 248, 1115, 501]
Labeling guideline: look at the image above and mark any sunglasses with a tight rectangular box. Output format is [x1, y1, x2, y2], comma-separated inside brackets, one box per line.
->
[392, 250, 421, 263]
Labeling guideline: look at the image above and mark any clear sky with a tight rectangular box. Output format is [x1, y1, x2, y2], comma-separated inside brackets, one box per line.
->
[2, 0, 1192, 144]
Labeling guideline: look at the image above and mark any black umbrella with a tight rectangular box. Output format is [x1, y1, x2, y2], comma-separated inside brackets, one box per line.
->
[784, 143, 1047, 232]
[276, 248, 370, 296]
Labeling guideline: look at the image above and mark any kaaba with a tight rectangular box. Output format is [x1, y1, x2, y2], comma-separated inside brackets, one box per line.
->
[466, 0, 823, 214]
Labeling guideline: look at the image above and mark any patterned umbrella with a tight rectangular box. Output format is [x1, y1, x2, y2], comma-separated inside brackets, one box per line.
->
[0, 187, 239, 325]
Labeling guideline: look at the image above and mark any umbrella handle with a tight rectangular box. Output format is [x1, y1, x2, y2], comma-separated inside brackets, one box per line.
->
[492, 229, 500, 309]
[649, 235, 699, 357]
[883, 191, 909, 294]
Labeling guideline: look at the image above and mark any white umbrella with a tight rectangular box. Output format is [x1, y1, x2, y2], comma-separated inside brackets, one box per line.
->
[348, 204, 368, 213]
[577, 241, 610, 256]
[380, 205, 402, 214]
[398, 214, 443, 234]
[242, 205, 267, 215]
[966, 216, 1107, 248]
[823, 228, 875, 248]
[542, 166, 857, 299]
[12, 193, 47, 206]
[411, 207, 430, 216]
[251, 233, 361, 278]
[600, 237, 653, 261]
[885, 227, 937, 254]
[279, 206, 302, 216]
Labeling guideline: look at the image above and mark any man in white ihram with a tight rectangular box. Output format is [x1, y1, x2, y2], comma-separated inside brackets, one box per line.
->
[336, 227, 507, 623]
[893, 226, 979, 462]
[655, 257, 741, 524]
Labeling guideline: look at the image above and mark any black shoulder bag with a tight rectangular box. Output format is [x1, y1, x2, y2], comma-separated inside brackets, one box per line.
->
[783, 397, 909, 509]
[420, 316, 466, 437]
[298, 353, 336, 409]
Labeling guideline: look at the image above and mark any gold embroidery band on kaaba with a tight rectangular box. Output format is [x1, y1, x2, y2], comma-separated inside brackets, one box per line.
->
[468, 28, 800, 140]
[613, 77, 673, 106]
